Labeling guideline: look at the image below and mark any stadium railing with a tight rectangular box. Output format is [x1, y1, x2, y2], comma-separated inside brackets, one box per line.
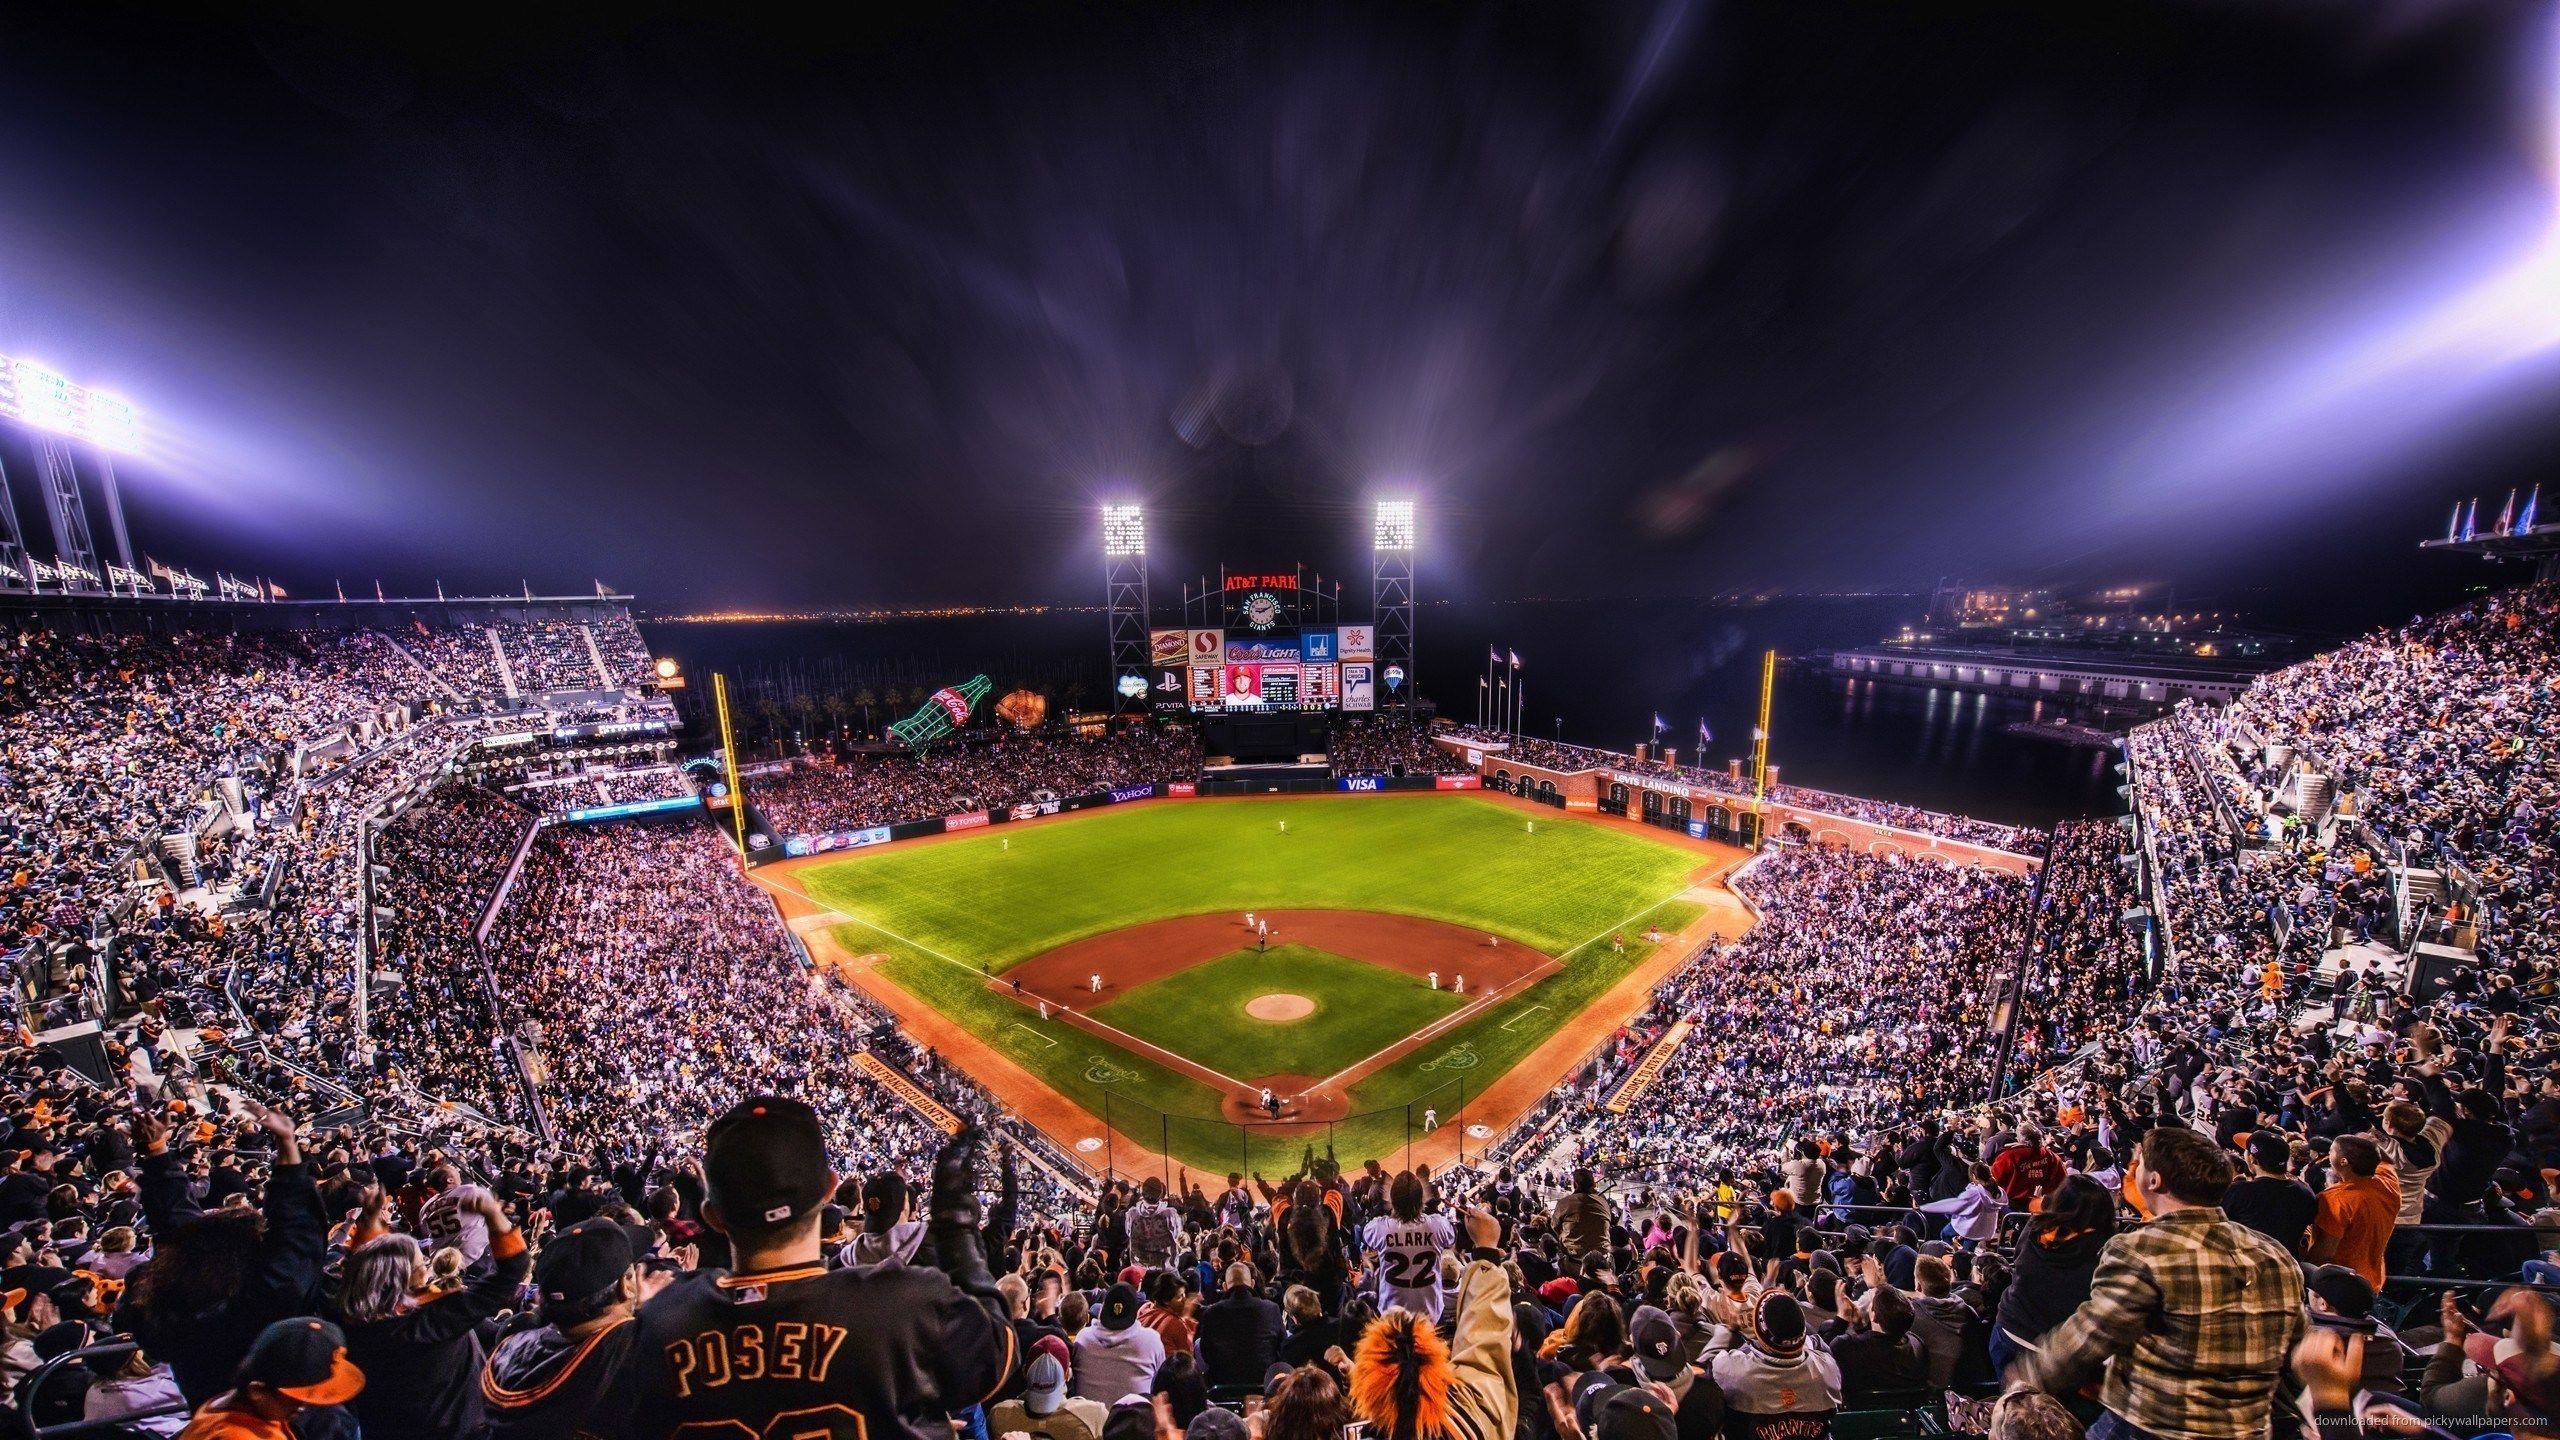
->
[14, 1339, 189, 1439]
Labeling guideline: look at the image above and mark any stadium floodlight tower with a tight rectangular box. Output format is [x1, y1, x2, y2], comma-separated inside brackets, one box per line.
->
[1372, 499, 1417, 713]
[1102, 501, 1151, 716]
[0, 355, 143, 594]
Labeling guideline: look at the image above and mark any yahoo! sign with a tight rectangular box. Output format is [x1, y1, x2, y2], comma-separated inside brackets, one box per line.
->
[1107, 784, 1158, 804]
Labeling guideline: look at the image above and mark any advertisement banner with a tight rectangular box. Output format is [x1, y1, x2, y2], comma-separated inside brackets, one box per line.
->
[782, 824, 893, 858]
[945, 811, 991, 830]
[1337, 624, 1375, 661]
[1151, 667, 1188, 711]
[1224, 636, 1299, 665]
[561, 795, 701, 823]
[1188, 666, 1221, 707]
[1151, 629, 1190, 665]
[1338, 775, 1385, 793]
[1223, 664, 1264, 705]
[1010, 799, 1063, 822]
[1298, 629, 1337, 663]
[1166, 781, 1197, 797]
[1342, 662, 1376, 712]
[1108, 783, 1158, 804]
[1434, 775, 1482, 790]
[1188, 629, 1225, 663]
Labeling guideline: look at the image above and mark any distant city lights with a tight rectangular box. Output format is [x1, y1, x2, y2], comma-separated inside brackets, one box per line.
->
[0, 355, 142, 453]
[1102, 502, 1145, 557]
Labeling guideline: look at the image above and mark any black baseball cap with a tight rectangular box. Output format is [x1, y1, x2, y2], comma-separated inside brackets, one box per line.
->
[1595, 1388, 1676, 1440]
[1101, 1281, 1141, 1330]
[240, 1317, 366, 1405]
[1629, 1304, 1685, 1381]
[705, 1097, 833, 1230]
[536, 1219, 636, 1312]
[2306, 1264, 2379, 1334]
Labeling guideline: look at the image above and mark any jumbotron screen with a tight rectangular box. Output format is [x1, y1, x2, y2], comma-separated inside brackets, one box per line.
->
[1149, 573, 1377, 714]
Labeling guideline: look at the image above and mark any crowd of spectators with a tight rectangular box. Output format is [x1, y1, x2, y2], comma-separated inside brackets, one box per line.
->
[1447, 729, 2037, 853]
[1330, 719, 1476, 777]
[4, 580, 2560, 1439]
[366, 785, 538, 1128]
[755, 728, 1203, 836]
[2217, 580, 2559, 982]
[492, 620, 608, 695]
[1551, 846, 2035, 1189]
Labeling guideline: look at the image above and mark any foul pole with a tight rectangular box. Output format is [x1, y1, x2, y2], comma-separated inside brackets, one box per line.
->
[714, 672, 750, 866]
[1749, 649, 1775, 843]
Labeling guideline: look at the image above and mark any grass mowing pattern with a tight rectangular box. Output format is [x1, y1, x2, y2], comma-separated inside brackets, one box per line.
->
[1092, 944, 1467, 1080]
[804, 794, 1704, 1167]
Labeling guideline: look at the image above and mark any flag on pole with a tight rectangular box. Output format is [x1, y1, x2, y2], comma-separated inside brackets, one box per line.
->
[336, 579, 346, 602]
[1699, 718, 1712, 747]
[1652, 713, 1665, 733]
[1489, 645, 1500, 665]
[1508, 650, 1521, 667]
[2448, 502, 2463, 543]
[375, 579, 386, 602]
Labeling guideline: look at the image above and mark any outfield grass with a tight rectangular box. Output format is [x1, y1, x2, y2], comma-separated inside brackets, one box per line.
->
[797, 794, 1700, 963]
[1092, 944, 1466, 1080]
[801, 795, 1705, 1168]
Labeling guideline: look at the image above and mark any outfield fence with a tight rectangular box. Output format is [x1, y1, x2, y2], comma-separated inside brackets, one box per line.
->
[1093, 1075, 1475, 1182]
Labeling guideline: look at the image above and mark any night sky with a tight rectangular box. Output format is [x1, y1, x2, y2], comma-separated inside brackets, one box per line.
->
[0, 1, 2552, 620]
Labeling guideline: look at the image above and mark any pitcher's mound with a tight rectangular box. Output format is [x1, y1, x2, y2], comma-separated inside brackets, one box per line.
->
[1245, 993, 1316, 1022]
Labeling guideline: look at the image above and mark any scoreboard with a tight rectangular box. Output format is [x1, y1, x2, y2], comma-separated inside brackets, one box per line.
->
[1150, 573, 1377, 714]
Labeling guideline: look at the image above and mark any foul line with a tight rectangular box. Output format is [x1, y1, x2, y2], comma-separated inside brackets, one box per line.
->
[760, 870, 1266, 1093]
[1303, 889, 1695, 1097]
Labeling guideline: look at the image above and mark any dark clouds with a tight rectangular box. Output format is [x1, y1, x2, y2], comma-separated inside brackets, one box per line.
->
[0, 1, 2544, 616]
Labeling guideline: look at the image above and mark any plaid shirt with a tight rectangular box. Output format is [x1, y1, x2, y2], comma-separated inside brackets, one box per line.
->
[2029, 1207, 2306, 1440]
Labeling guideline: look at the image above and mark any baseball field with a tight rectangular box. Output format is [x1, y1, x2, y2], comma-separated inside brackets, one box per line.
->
[766, 793, 1717, 1171]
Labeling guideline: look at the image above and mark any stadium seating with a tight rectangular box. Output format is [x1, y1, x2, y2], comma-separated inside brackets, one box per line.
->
[7, 581, 2559, 1439]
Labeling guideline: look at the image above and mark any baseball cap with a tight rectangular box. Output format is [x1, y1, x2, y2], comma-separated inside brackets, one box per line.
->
[240, 1317, 366, 1405]
[2464, 1333, 2560, 1417]
[704, 1097, 833, 1230]
[1755, 1292, 1808, 1354]
[1629, 1304, 1685, 1382]
[1189, 1407, 1249, 1440]
[2305, 1264, 2378, 1334]
[2247, 1133, 2291, 1173]
[1100, 1281, 1141, 1331]
[861, 1172, 910, 1228]
[535, 1219, 635, 1312]
[1033, 1334, 1073, 1373]
[1595, 1387, 1676, 1440]
[1022, 1353, 1069, 1415]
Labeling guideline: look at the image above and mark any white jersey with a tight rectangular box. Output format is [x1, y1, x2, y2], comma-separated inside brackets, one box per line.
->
[1362, 1213, 1456, 1319]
